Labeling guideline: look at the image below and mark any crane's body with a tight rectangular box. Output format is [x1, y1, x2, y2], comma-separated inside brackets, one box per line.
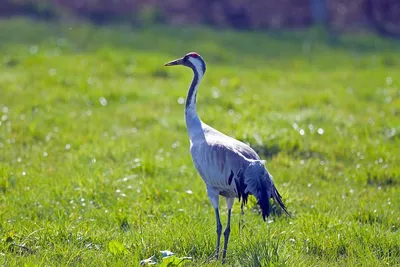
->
[190, 122, 257, 197]
[165, 52, 289, 264]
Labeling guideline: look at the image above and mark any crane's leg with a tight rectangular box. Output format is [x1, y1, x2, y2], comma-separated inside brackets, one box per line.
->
[206, 186, 221, 260]
[239, 201, 245, 233]
[214, 208, 222, 259]
[222, 197, 234, 264]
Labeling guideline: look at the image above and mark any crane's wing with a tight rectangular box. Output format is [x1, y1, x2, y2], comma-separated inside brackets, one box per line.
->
[190, 137, 250, 198]
[189, 123, 261, 194]
[202, 123, 260, 160]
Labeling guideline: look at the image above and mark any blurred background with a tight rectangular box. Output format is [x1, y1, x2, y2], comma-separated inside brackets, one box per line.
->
[1, 0, 399, 37]
[1, 1, 400, 266]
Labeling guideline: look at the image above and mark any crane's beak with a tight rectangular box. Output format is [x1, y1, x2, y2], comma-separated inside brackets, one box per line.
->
[164, 58, 184, 66]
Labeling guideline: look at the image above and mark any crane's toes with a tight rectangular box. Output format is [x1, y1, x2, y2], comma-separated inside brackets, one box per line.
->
[203, 249, 219, 263]
[221, 249, 229, 264]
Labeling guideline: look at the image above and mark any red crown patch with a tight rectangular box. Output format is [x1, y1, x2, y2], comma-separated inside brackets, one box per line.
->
[186, 52, 199, 58]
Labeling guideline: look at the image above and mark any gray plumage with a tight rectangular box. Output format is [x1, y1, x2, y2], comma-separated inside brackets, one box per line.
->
[190, 123, 287, 220]
[165, 52, 289, 264]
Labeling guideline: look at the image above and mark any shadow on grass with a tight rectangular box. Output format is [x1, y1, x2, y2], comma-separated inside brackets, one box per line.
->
[250, 141, 326, 161]
[251, 144, 281, 160]
[367, 171, 398, 187]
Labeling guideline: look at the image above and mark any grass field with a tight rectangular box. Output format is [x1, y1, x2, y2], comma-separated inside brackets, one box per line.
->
[0, 17, 399, 266]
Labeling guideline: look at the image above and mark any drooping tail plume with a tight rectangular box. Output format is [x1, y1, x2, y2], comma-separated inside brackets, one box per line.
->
[238, 160, 289, 220]
[271, 184, 290, 216]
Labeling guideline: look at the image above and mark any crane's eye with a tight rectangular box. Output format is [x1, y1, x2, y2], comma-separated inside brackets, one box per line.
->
[183, 55, 189, 62]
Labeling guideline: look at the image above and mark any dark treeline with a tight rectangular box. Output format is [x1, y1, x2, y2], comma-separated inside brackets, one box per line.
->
[1, 0, 399, 37]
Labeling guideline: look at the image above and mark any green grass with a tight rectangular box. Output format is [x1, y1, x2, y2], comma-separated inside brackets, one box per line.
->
[0, 17, 399, 266]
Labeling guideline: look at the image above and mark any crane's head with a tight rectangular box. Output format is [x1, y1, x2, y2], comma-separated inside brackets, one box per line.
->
[164, 52, 206, 76]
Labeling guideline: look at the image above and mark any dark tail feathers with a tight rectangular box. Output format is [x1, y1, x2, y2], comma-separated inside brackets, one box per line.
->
[240, 160, 289, 221]
[271, 184, 290, 217]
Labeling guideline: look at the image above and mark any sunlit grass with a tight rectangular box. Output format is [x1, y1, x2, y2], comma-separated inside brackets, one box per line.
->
[0, 17, 399, 266]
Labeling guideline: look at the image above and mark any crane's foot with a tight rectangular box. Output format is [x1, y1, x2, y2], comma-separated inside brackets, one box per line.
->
[221, 250, 227, 264]
[200, 249, 219, 265]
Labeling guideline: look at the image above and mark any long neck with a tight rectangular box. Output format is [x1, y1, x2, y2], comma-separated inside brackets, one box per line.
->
[185, 69, 203, 139]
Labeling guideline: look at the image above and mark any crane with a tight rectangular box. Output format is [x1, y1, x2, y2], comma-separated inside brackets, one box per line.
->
[164, 52, 289, 263]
